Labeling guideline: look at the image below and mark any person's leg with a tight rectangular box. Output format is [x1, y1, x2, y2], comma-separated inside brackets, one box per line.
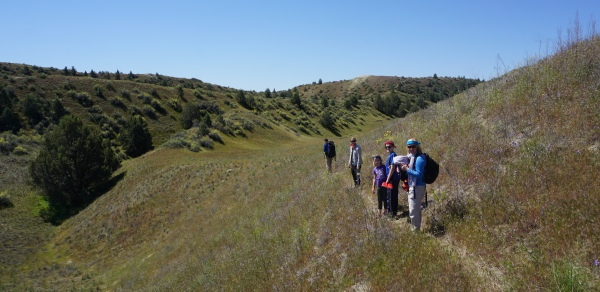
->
[326, 157, 332, 172]
[390, 181, 399, 217]
[377, 187, 386, 215]
[351, 167, 361, 187]
[408, 185, 426, 230]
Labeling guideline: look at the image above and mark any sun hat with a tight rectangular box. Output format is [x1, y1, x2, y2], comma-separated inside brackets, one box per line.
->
[406, 139, 421, 146]
[384, 141, 395, 147]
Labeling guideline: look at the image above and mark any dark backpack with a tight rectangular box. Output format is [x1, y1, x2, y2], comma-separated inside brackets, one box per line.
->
[326, 141, 336, 158]
[422, 153, 439, 184]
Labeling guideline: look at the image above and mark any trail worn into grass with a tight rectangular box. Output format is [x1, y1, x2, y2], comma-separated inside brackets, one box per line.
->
[360, 186, 508, 291]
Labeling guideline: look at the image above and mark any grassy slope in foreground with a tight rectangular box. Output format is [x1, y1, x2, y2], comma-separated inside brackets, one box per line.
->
[15, 111, 473, 291]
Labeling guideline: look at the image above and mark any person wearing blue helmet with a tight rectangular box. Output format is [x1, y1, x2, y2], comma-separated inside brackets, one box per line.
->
[399, 138, 426, 231]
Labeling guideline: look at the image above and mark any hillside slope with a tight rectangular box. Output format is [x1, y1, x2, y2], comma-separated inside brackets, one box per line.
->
[2, 35, 600, 290]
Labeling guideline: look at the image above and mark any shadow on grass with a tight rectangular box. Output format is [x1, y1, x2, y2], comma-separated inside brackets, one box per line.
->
[43, 171, 127, 226]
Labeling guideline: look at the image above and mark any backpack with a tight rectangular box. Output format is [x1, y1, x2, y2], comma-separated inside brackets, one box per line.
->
[422, 153, 439, 184]
[326, 141, 336, 158]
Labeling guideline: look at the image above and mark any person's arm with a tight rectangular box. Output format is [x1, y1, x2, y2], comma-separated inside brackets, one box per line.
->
[385, 164, 397, 183]
[356, 146, 362, 169]
[372, 175, 376, 193]
[348, 147, 352, 167]
[405, 155, 425, 179]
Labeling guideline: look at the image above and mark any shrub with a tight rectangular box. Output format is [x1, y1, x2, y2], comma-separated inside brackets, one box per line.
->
[208, 131, 223, 143]
[105, 81, 115, 91]
[0, 192, 13, 209]
[119, 115, 153, 157]
[50, 98, 68, 123]
[94, 84, 104, 97]
[63, 81, 76, 90]
[110, 97, 127, 109]
[240, 119, 254, 131]
[129, 105, 142, 116]
[0, 108, 22, 133]
[121, 90, 131, 100]
[21, 94, 46, 126]
[425, 191, 468, 236]
[150, 99, 167, 114]
[88, 105, 103, 114]
[12, 145, 28, 155]
[142, 106, 157, 119]
[168, 99, 182, 112]
[189, 143, 201, 152]
[68, 90, 93, 107]
[180, 103, 199, 129]
[198, 136, 214, 149]
[30, 115, 119, 224]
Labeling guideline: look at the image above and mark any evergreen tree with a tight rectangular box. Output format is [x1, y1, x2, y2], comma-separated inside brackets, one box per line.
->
[119, 115, 153, 157]
[0, 108, 21, 133]
[265, 88, 271, 98]
[319, 109, 335, 131]
[291, 91, 301, 107]
[235, 90, 253, 109]
[22, 66, 32, 76]
[176, 85, 184, 99]
[373, 94, 385, 113]
[180, 102, 199, 129]
[321, 96, 329, 108]
[50, 98, 68, 123]
[21, 94, 45, 126]
[0, 85, 13, 110]
[30, 115, 118, 222]
[115, 70, 121, 80]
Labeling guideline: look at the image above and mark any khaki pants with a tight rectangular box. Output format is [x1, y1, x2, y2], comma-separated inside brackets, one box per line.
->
[408, 185, 426, 231]
[326, 157, 333, 172]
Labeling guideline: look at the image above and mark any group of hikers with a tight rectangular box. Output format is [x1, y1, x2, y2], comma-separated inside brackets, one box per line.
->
[323, 137, 427, 231]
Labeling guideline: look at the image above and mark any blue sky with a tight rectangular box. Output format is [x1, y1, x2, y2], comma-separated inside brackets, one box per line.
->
[3, 1, 598, 91]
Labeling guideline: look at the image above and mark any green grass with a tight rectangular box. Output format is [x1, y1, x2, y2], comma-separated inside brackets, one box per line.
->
[2, 21, 600, 291]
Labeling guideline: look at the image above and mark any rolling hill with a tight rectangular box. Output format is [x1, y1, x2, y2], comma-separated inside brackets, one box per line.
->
[1, 31, 599, 290]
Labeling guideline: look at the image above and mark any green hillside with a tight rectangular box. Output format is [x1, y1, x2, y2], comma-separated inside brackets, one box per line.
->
[1, 31, 599, 290]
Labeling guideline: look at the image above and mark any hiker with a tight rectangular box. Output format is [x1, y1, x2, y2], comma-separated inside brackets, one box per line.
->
[323, 138, 335, 173]
[371, 155, 387, 216]
[399, 139, 427, 231]
[383, 141, 401, 219]
[347, 137, 362, 187]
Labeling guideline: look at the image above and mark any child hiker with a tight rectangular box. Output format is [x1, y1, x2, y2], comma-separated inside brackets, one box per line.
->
[371, 155, 388, 216]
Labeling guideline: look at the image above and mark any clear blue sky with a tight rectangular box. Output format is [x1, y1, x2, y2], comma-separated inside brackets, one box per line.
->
[3, 1, 598, 92]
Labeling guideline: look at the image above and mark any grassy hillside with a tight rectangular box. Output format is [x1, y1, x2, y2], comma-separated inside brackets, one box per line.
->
[2, 28, 599, 290]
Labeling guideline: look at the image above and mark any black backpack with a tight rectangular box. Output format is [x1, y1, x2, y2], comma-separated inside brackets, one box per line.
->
[326, 141, 336, 158]
[422, 153, 439, 184]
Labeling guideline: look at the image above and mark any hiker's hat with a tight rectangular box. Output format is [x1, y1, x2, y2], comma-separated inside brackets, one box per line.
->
[406, 139, 421, 146]
[384, 141, 395, 147]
